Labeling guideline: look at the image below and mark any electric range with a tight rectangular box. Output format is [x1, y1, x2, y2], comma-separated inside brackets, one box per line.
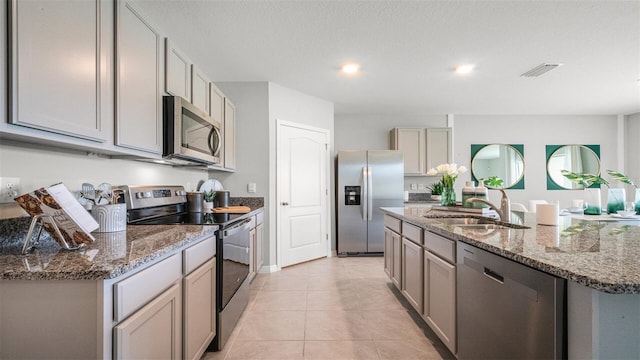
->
[117, 185, 252, 352]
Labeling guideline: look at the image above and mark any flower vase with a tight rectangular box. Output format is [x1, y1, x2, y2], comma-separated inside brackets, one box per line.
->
[441, 186, 456, 207]
[583, 188, 601, 215]
[635, 188, 640, 215]
[606, 188, 626, 214]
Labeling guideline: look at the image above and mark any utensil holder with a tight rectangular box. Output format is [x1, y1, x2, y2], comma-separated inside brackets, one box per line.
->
[91, 204, 126, 232]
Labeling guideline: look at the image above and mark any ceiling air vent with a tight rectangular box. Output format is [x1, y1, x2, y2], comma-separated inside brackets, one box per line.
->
[520, 63, 562, 77]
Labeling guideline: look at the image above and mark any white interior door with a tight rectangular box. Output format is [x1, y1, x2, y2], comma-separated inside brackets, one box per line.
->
[277, 121, 329, 267]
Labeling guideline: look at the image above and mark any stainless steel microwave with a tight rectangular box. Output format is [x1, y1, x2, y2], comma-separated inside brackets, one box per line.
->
[163, 96, 221, 165]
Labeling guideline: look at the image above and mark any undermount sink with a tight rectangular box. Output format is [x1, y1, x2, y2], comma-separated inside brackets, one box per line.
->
[425, 216, 530, 230]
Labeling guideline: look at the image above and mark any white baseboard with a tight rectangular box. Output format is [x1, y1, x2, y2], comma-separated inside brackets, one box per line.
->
[258, 264, 279, 273]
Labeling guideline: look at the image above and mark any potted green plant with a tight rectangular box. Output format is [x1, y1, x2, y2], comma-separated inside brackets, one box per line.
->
[560, 170, 608, 215]
[428, 181, 444, 201]
[203, 190, 216, 211]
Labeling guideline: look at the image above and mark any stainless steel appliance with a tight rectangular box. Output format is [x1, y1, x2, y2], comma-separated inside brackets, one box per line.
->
[163, 96, 222, 165]
[337, 150, 404, 255]
[118, 185, 251, 352]
[457, 242, 566, 359]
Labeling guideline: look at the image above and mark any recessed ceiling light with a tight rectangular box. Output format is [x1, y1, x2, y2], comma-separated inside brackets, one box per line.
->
[455, 64, 474, 74]
[341, 63, 360, 75]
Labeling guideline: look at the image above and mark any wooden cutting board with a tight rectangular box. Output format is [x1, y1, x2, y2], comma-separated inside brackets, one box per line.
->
[210, 206, 251, 214]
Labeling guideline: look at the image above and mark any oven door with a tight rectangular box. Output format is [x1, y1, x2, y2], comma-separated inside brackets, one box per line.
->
[221, 218, 251, 309]
[164, 96, 221, 165]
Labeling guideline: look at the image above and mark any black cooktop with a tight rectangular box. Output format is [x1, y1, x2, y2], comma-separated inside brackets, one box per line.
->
[131, 212, 246, 226]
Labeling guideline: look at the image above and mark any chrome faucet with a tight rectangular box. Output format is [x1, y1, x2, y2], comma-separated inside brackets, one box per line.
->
[466, 188, 511, 221]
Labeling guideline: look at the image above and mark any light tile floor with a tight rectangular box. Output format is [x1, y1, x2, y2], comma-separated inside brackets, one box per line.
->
[202, 256, 454, 360]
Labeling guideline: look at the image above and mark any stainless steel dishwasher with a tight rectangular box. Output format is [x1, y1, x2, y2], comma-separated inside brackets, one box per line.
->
[457, 242, 566, 359]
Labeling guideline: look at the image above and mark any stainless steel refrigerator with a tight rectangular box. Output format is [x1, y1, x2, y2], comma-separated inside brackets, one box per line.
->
[337, 150, 404, 255]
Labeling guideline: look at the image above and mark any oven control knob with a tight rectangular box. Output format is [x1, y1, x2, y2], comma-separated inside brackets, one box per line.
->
[135, 191, 152, 199]
[175, 190, 187, 196]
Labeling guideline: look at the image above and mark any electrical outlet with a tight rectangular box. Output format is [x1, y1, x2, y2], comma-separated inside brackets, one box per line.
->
[247, 183, 257, 193]
[410, 183, 417, 190]
[0, 177, 22, 203]
[418, 184, 425, 190]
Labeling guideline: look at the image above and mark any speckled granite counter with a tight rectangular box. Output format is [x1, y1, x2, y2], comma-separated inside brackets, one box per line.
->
[382, 206, 640, 294]
[0, 216, 218, 281]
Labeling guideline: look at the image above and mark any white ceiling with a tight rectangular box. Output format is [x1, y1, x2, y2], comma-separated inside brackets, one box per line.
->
[133, 0, 640, 116]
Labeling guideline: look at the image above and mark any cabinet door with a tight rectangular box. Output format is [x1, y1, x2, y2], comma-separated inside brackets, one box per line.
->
[424, 250, 456, 353]
[384, 228, 393, 278]
[114, 282, 182, 360]
[249, 228, 256, 277]
[183, 258, 216, 360]
[426, 128, 452, 170]
[402, 238, 424, 313]
[392, 230, 402, 289]
[115, 0, 162, 153]
[224, 98, 237, 170]
[165, 39, 191, 99]
[9, 0, 112, 142]
[191, 65, 210, 114]
[256, 222, 264, 270]
[391, 128, 425, 175]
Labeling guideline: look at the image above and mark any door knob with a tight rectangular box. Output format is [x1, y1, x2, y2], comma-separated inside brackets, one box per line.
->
[281, 202, 289, 206]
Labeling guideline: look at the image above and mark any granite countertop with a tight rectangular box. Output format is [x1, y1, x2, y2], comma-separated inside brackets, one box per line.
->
[382, 206, 640, 294]
[0, 204, 264, 281]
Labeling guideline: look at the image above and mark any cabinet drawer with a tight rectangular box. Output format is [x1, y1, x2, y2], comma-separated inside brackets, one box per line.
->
[403, 222, 423, 245]
[256, 211, 264, 225]
[183, 236, 216, 274]
[424, 231, 455, 263]
[114, 254, 182, 322]
[384, 215, 401, 233]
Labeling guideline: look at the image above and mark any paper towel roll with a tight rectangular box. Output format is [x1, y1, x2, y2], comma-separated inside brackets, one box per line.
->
[403, 191, 409, 202]
[536, 203, 559, 226]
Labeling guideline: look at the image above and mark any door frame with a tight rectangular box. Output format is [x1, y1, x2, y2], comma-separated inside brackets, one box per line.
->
[275, 119, 331, 269]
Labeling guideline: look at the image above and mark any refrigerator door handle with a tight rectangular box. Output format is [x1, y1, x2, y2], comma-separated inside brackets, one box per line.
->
[367, 166, 373, 221]
[361, 166, 368, 221]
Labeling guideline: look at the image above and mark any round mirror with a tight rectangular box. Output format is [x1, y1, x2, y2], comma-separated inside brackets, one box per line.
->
[471, 144, 524, 189]
[547, 145, 600, 189]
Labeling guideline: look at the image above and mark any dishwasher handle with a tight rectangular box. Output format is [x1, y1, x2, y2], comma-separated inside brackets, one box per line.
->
[483, 267, 504, 284]
[224, 219, 251, 237]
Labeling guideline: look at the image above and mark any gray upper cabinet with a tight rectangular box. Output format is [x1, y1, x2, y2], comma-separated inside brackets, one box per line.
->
[8, 0, 113, 142]
[191, 66, 210, 114]
[165, 39, 192, 99]
[391, 128, 426, 175]
[115, 0, 163, 154]
[390, 127, 452, 175]
[426, 128, 452, 170]
[224, 98, 237, 170]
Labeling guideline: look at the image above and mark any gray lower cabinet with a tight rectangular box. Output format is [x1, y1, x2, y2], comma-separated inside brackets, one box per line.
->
[424, 249, 456, 353]
[249, 211, 265, 280]
[115, 0, 163, 153]
[383, 214, 402, 289]
[183, 258, 216, 360]
[423, 230, 456, 354]
[402, 238, 424, 313]
[0, 236, 216, 359]
[114, 282, 182, 359]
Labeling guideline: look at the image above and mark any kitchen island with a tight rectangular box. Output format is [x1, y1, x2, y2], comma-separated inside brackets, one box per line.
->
[382, 206, 640, 359]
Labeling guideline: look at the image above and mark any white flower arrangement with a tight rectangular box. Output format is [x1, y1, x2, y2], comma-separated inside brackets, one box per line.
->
[426, 163, 468, 187]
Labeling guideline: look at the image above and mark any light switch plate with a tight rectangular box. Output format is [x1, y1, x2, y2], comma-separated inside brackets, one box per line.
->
[0, 177, 21, 203]
[410, 183, 417, 190]
[247, 183, 257, 193]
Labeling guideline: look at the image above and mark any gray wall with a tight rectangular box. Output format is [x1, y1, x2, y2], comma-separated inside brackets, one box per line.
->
[215, 81, 334, 268]
[335, 113, 626, 209]
[334, 113, 449, 192]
